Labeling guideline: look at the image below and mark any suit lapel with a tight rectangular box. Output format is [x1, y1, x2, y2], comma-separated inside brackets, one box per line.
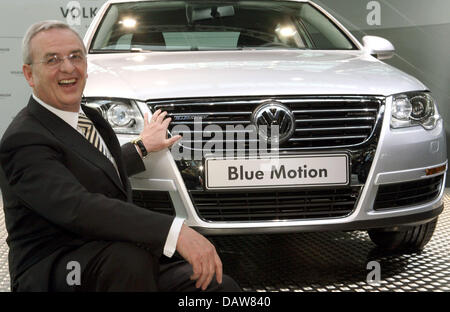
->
[27, 97, 127, 196]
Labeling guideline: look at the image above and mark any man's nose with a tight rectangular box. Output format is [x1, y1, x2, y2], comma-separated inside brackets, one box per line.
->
[59, 57, 76, 72]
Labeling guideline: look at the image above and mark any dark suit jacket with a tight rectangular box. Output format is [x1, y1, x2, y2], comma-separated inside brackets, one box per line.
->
[0, 97, 174, 291]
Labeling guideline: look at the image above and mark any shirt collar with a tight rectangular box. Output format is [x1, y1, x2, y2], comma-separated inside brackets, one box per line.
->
[33, 94, 80, 130]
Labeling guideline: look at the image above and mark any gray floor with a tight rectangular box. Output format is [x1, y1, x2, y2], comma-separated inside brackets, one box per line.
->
[0, 196, 10, 291]
[0, 191, 449, 292]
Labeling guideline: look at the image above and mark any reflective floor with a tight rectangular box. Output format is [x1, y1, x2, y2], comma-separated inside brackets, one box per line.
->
[0, 191, 449, 292]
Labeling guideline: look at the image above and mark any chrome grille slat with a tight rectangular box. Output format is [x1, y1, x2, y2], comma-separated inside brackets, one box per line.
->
[278, 98, 375, 103]
[152, 99, 263, 107]
[292, 109, 377, 113]
[193, 129, 255, 134]
[151, 97, 376, 106]
[171, 120, 252, 125]
[295, 117, 375, 122]
[195, 201, 355, 210]
[289, 135, 367, 142]
[148, 95, 383, 150]
[190, 139, 258, 143]
[170, 111, 252, 116]
[295, 126, 372, 132]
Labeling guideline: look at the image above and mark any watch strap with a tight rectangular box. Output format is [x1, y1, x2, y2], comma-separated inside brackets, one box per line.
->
[132, 137, 148, 158]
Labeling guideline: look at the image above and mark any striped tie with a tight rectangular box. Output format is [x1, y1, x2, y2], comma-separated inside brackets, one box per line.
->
[77, 112, 113, 162]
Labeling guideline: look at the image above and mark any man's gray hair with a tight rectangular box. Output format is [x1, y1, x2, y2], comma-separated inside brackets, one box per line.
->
[22, 20, 86, 65]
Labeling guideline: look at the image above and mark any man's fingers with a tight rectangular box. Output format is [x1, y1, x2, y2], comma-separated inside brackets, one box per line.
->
[162, 116, 172, 128]
[190, 261, 202, 281]
[195, 257, 211, 290]
[144, 112, 150, 127]
[156, 111, 168, 124]
[215, 254, 223, 285]
[190, 254, 216, 290]
[165, 135, 182, 147]
[192, 254, 206, 286]
[195, 267, 207, 289]
[201, 259, 216, 290]
[151, 109, 161, 122]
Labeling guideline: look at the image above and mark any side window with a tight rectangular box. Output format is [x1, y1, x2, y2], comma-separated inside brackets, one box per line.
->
[299, 5, 354, 50]
[301, 19, 332, 49]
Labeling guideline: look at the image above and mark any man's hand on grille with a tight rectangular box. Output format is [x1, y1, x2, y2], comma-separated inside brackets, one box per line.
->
[140, 110, 181, 153]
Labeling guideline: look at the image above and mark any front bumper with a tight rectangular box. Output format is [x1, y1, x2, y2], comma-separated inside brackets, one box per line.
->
[121, 96, 447, 235]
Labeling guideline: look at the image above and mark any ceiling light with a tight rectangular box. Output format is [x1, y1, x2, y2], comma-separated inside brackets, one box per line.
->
[120, 18, 137, 28]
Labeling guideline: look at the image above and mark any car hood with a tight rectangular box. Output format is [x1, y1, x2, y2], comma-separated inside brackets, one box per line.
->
[84, 50, 427, 100]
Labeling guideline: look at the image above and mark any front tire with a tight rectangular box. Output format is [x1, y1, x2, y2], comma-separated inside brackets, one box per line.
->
[368, 218, 438, 251]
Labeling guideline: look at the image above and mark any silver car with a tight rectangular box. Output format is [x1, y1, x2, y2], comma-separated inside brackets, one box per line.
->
[82, 0, 447, 252]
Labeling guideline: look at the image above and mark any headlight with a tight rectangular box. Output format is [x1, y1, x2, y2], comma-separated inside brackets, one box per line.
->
[83, 98, 144, 134]
[391, 92, 441, 130]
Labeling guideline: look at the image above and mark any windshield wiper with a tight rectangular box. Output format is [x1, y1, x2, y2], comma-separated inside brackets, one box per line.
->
[89, 48, 153, 54]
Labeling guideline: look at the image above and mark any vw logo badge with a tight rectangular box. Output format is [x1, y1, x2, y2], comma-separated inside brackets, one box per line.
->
[251, 101, 295, 144]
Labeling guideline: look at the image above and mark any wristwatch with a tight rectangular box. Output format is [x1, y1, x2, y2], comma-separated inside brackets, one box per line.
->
[131, 136, 148, 158]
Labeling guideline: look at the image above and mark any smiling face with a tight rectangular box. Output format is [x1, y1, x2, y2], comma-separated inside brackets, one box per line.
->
[22, 28, 87, 112]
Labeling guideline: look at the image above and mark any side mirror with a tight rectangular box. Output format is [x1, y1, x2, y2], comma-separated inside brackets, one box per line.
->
[362, 35, 395, 60]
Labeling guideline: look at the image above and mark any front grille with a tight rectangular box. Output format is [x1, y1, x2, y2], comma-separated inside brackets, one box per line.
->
[148, 95, 383, 150]
[190, 187, 361, 222]
[132, 190, 175, 216]
[374, 175, 443, 210]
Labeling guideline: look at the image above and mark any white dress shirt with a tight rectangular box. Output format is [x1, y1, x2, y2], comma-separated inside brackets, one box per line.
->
[33, 94, 183, 258]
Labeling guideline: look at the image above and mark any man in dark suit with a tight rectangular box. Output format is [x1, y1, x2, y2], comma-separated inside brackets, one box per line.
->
[0, 20, 240, 292]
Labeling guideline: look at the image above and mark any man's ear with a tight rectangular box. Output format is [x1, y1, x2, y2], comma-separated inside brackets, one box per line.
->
[22, 64, 34, 88]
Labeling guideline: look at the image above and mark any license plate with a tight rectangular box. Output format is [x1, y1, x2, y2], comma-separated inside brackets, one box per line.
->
[205, 154, 349, 189]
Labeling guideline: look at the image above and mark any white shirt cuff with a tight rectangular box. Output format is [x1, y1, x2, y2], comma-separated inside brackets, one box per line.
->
[163, 217, 185, 258]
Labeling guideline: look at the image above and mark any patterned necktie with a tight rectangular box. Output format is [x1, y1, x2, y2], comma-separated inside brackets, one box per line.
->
[77, 112, 122, 184]
[77, 112, 113, 162]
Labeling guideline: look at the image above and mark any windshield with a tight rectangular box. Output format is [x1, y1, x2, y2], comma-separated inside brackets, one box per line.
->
[90, 0, 357, 52]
